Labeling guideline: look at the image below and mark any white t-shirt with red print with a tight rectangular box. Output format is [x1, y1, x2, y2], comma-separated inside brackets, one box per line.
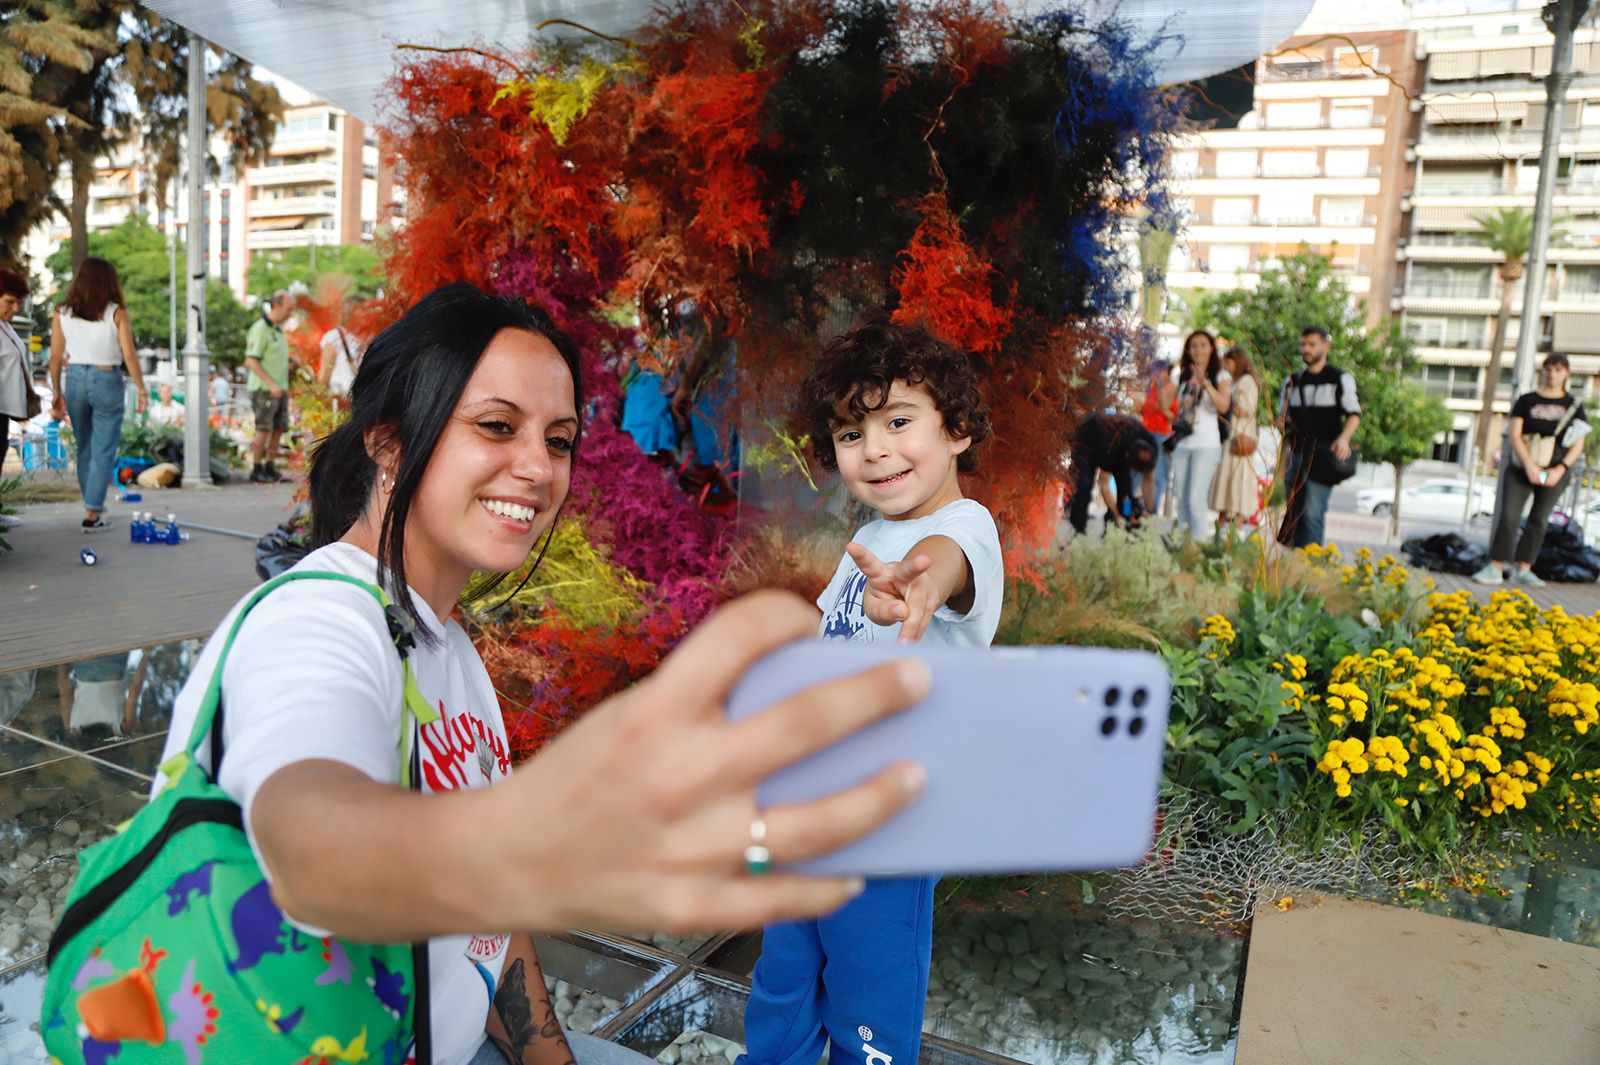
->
[156, 541, 511, 1065]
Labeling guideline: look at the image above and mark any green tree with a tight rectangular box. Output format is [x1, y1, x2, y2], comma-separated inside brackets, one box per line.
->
[45, 214, 248, 357]
[0, 2, 116, 265]
[1470, 205, 1570, 467]
[0, 2, 283, 268]
[1194, 248, 1451, 531]
[205, 279, 252, 366]
[246, 243, 386, 300]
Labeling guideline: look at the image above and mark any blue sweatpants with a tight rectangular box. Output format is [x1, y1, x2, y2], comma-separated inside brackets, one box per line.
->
[737, 876, 937, 1065]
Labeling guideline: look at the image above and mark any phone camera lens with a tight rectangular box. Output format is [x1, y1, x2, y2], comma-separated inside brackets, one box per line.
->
[1131, 687, 1149, 709]
[1128, 717, 1146, 737]
[1099, 716, 1118, 736]
[1103, 686, 1121, 707]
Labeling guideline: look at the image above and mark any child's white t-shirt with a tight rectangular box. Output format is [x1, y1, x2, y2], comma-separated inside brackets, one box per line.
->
[816, 498, 1004, 647]
[155, 541, 511, 1065]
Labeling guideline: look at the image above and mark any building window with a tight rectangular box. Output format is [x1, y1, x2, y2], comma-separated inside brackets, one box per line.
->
[1321, 197, 1367, 225]
[1209, 245, 1251, 273]
[1334, 46, 1381, 75]
[1215, 150, 1256, 177]
[1267, 101, 1321, 128]
[1261, 151, 1318, 178]
[1404, 315, 1487, 348]
[1259, 189, 1315, 223]
[1212, 198, 1253, 225]
[1330, 100, 1374, 128]
[1415, 364, 1481, 401]
[1325, 148, 1370, 177]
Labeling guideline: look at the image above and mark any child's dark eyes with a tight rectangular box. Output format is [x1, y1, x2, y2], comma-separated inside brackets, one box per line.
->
[836, 430, 862, 444]
[889, 416, 912, 430]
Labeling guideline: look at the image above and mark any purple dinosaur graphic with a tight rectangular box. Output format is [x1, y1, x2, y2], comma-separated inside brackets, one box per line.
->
[168, 959, 218, 1065]
[81, 1036, 122, 1065]
[72, 949, 117, 991]
[316, 937, 354, 985]
[226, 880, 290, 973]
[368, 957, 410, 1019]
[166, 861, 218, 916]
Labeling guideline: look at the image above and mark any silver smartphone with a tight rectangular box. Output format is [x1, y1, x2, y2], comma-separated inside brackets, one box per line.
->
[726, 640, 1170, 877]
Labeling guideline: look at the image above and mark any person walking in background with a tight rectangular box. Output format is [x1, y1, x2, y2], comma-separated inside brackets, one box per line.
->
[1134, 358, 1178, 516]
[1210, 346, 1263, 531]
[48, 256, 147, 532]
[1168, 330, 1231, 539]
[319, 295, 364, 399]
[0, 268, 35, 531]
[208, 365, 233, 425]
[1276, 326, 1360, 549]
[1475, 354, 1590, 588]
[245, 289, 294, 483]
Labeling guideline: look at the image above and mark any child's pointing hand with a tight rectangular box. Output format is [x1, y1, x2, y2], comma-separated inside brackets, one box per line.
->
[848, 542, 941, 644]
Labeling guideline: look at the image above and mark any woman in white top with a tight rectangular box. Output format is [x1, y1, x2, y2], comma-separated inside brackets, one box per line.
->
[48, 257, 147, 532]
[0, 268, 33, 528]
[157, 283, 925, 1065]
[1209, 345, 1263, 529]
[1169, 329, 1232, 539]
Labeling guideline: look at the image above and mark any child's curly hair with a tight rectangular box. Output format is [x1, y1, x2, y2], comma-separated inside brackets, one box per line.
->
[801, 319, 991, 474]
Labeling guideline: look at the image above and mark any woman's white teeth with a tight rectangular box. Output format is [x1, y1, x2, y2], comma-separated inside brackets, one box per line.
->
[483, 499, 536, 522]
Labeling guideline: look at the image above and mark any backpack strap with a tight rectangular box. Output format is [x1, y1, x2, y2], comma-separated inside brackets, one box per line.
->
[181, 569, 442, 790]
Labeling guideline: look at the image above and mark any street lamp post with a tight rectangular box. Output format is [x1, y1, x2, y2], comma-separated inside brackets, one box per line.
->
[181, 29, 211, 488]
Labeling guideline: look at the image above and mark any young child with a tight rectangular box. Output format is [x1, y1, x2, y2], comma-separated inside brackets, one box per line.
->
[738, 319, 1005, 1065]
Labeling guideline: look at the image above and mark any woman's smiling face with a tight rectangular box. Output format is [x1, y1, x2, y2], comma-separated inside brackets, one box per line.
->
[404, 327, 579, 590]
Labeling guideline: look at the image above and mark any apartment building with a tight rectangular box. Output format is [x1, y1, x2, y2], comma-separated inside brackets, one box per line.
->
[24, 95, 398, 307]
[1165, 29, 1421, 333]
[1398, 2, 1600, 462]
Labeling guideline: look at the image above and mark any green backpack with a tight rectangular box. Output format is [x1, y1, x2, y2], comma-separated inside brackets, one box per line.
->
[43, 570, 441, 1065]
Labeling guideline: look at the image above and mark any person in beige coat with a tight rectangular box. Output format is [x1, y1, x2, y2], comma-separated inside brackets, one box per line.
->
[1210, 345, 1262, 530]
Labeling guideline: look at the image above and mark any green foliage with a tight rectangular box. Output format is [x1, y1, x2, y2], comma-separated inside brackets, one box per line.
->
[1192, 248, 1447, 478]
[205, 281, 253, 366]
[1470, 205, 1570, 263]
[44, 216, 250, 357]
[997, 528, 1239, 651]
[1359, 378, 1453, 471]
[118, 417, 242, 467]
[246, 244, 386, 301]
[46, 215, 173, 348]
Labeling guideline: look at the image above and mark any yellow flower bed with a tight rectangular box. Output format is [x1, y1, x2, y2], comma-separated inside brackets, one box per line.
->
[1303, 586, 1600, 841]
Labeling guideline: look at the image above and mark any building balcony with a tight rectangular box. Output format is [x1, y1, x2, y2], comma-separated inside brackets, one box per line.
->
[247, 194, 339, 219]
[247, 161, 341, 187]
[89, 181, 135, 200]
[1191, 165, 1385, 180]
[246, 228, 325, 250]
[1189, 214, 1378, 228]
[1262, 115, 1388, 131]
[1259, 62, 1391, 82]
[269, 129, 340, 155]
[1405, 281, 1499, 300]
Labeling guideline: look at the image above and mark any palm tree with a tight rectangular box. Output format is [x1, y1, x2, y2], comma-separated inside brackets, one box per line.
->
[1469, 205, 1568, 464]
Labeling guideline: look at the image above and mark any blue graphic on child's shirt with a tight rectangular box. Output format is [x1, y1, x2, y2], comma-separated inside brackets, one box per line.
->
[822, 571, 870, 641]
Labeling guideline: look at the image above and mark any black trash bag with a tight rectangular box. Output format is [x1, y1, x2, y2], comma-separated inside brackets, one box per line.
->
[254, 504, 312, 582]
[1532, 516, 1600, 583]
[1401, 532, 1489, 576]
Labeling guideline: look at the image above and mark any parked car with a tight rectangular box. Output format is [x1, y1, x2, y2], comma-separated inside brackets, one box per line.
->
[1356, 479, 1496, 523]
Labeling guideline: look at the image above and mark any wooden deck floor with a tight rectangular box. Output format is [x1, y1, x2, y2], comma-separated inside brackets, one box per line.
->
[2, 481, 298, 670]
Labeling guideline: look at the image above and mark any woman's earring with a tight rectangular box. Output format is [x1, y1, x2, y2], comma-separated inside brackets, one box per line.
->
[379, 469, 391, 493]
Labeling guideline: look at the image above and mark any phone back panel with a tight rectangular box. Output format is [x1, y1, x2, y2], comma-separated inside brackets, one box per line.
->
[726, 640, 1169, 877]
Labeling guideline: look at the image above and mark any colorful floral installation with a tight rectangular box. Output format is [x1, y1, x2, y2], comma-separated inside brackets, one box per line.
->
[367, 0, 1189, 755]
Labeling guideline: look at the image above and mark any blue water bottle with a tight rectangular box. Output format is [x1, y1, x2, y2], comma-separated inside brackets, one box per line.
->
[129, 515, 141, 543]
[164, 513, 180, 545]
[136, 512, 153, 544]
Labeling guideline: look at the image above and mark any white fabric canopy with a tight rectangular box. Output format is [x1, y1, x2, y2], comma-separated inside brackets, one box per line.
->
[141, 0, 1316, 122]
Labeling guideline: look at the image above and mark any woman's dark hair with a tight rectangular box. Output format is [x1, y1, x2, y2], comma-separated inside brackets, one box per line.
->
[309, 282, 583, 638]
[61, 257, 125, 322]
[0, 268, 27, 299]
[802, 319, 990, 474]
[1180, 330, 1220, 387]
[1544, 353, 1570, 372]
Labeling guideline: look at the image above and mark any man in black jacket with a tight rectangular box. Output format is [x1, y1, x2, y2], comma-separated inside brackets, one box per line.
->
[1069, 412, 1159, 534]
[1277, 325, 1361, 548]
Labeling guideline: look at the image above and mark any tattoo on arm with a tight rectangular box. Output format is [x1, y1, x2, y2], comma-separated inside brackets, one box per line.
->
[490, 959, 537, 1060]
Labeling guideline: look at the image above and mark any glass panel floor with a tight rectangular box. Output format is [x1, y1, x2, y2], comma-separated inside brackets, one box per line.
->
[6, 640, 1600, 1061]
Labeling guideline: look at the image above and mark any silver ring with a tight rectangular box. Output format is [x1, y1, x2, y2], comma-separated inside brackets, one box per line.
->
[744, 817, 772, 876]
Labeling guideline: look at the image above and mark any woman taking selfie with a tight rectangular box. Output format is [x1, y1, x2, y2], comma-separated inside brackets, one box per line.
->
[48, 284, 927, 1065]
